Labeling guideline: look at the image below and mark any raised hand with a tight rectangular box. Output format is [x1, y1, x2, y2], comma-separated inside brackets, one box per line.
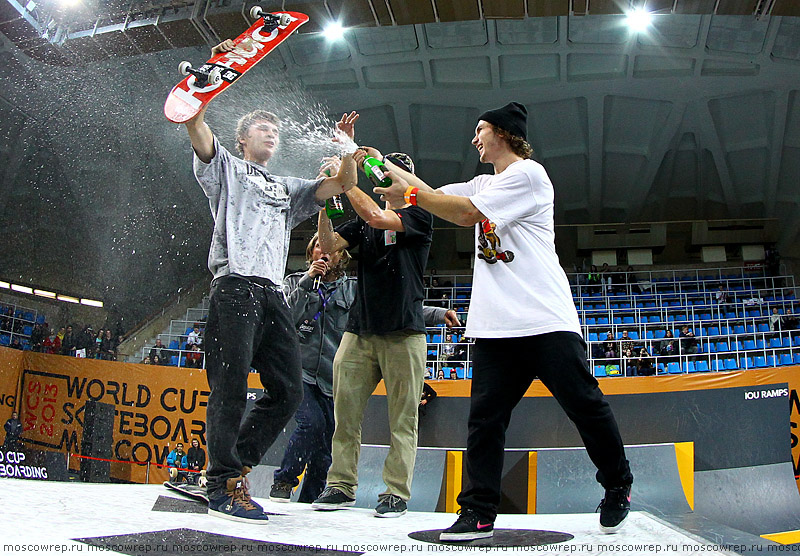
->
[335, 111, 359, 140]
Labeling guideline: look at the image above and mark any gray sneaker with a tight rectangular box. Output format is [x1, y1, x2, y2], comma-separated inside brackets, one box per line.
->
[311, 487, 356, 510]
[375, 494, 407, 518]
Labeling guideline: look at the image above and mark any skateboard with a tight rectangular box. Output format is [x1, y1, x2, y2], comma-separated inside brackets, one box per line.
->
[164, 8, 309, 123]
[163, 480, 208, 503]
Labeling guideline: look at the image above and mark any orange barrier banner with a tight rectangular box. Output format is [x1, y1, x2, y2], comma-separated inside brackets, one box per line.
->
[0, 347, 24, 423]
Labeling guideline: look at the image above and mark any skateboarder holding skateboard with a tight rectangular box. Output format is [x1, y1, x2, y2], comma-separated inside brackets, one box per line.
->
[184, 41, 359, 524]
[374, 102, 633, 540]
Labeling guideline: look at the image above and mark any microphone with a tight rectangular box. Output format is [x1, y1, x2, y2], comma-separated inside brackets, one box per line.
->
[313, 256, 329, 290]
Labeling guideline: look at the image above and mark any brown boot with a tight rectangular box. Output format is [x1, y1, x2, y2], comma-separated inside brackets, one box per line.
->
[240, 466, 259, 507]
[207, 476, 268, 524]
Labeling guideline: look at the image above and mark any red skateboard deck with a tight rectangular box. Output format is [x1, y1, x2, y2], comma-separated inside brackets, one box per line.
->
[164, 10, 308, 124]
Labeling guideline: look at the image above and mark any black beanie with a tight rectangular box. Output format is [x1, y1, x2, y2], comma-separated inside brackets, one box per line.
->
[478, 102, 528, 141]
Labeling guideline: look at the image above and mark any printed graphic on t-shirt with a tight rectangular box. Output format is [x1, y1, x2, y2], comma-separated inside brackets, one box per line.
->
[477, 219, 514, 264]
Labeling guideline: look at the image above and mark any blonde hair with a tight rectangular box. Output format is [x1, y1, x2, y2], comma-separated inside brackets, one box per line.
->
[305, 233, 351, 279]
[235, 110, 281, 155]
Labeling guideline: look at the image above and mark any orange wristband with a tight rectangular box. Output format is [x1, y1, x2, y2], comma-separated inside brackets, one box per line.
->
[404, 186, 419, 206]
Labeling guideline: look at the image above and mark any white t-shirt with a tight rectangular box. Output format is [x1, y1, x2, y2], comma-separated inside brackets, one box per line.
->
[439, 159, 581, 339]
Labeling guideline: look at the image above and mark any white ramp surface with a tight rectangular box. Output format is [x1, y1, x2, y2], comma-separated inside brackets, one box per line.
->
[0, 478, 741, 555]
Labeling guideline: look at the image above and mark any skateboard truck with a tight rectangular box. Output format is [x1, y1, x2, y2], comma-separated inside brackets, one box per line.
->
[178, 61, 222, 87]
[249, 6, 292, 33]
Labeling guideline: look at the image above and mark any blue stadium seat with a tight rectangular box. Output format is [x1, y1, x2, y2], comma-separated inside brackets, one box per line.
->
[645, 331, 654, 340]
[594, 366, 606, 377]
[684, 361, 697, 373]
[185, 327, 194, 335]
[743, 340, 756, 350]
[794, 336, 800, 347]
[725, 358, 739, 370]
[766, 355, 777, 368]
[720, 326, 730, 335]
[432, 334, 441, 343]
[170, 355, 178, 366]
[649, 316, 661, 323]
[769, 338, 782, 349]
[588, 333, 599, 342]
[716, 341, 729, 352]
[754, 356, 767, 368]
[668, 362, 681, 374]
[623, 316, 635, 324]
[467, 367, 473, 379]
[654, 330, 666, 339]
[22, 325, 32, 336]
[629, 331, 639, 340]
[782, 337, 791, 348]
[703, 343, 715, 353]
[613, 317, 622, 324]
[795, 353, 800, 365]
[733, 325, 745, 335]
[746, 325, 755, 334]
[179, 356, 187, 367]
[0, 335, 9, 346]
[708, 326, 720, 336]
[756, 340, 765, 349]
[586, 318, 596, 325]
[780, 354, 793, 366]
[597, 317, 609, 325]
[456, 367, 465, 379]
[740, 357, 754, 370]
[169, 340, 179, 350]
[757, 323, 769, 333]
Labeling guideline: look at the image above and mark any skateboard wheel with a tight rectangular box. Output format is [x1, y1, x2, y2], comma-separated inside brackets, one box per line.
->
[277, 13, 291, 26]
[178, 61, 192, 76]
[208, 67, 222, 85]
[249, 5, 263, 19]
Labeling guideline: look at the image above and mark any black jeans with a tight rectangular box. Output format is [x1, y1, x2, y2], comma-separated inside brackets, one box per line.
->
[204, 275, 303, 498]
[457, 331, 633, 521]
[273, 381, 335, 502]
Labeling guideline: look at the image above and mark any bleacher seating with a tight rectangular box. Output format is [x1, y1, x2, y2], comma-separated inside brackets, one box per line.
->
[422, 265, 799, 379]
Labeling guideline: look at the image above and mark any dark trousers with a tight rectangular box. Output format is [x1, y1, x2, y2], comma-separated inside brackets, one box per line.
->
[274, 381, 335, 502]
[457, 331, 633, 521]
[204, 275, 303, 498]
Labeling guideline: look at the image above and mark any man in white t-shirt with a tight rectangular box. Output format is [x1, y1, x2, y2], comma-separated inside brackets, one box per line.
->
[375, 102, 633, 540]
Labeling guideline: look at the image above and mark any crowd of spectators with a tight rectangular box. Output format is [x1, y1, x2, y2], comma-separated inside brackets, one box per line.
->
[142, 325, 204, 367]
[26, 322, 124, 360]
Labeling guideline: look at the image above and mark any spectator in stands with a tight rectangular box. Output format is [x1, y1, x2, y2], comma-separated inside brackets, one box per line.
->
[715, 286, 729, 307]
[622, 348, 637, 376]
[588, 265, 601, 295]
[167, 442, 189, 483]
[186, 344, 204, 368]
[439, 333, 456, 362]
[142, 356, 152, 365]
[42, 332, 53, 354]
[100, 329, 116, 360]
[187, 438, 207, 485]
[784, 310, 798, 331]
[659, 330, 677, 357]
[152, 354, 163, 366]
[603, 331, 617, 359]
[619, 330, 633, 354]
[436, 369, 445, 380]
[149, 338, 171, 363]
[625, 266, 638, 293]
[769, 308, 784, 332]
[679, 326, 698, 355]
[765, 245, 780, 277]
[2, 411, 22, 451]
[636, 348, 655, 376]
[612, 267, 625, 294]
[30, 322, 46, 352]
[449, 368, 458, 380]
[94, 329, 104, 358]
[61, 325, 76, 356]
[600, 263, 611, 296]
[76, 325, 94, 358]
[374, 101, 633, 538]
[312, 151, 459, 517]
[452, 336, 471, 363]
[9, 337, 22, 350]
[419, 381, 437, 417]
[186, 326, 203, 348]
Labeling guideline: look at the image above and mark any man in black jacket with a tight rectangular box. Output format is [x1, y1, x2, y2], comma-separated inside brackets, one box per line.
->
[186, 438, 207, 485]
[3, 412, 22, 450]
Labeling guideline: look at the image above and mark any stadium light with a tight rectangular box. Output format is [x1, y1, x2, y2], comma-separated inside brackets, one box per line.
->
[626, 8, 652, 32]
[323, 21, 345, 41]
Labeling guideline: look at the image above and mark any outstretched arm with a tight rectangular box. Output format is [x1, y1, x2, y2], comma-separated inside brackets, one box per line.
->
[375, 171, 485, 227]
[183, 40, 234, 163]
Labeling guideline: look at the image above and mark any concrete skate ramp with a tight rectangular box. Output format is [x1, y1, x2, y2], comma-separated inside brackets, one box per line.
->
[353, 445, 446, 512]
[534, 443, 693, 517]
[694, 462, 800, 537]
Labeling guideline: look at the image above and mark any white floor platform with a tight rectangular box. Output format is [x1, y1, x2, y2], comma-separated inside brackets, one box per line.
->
[0, 478, 740, 555]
